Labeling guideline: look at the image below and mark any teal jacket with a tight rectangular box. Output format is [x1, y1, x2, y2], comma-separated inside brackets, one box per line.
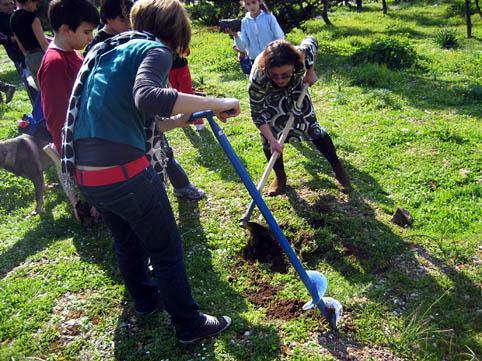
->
[74, 39, 168, 152]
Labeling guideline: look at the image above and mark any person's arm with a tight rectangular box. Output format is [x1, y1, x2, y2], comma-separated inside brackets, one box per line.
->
[133, 48, 240, 121]
[155, 113, 191, 132]
[233, 20, 249, 54]
[14, 34, 27, 55]
[31, 17, 49, 51]
[298, 37, 319, 85]
[171, 93, 239, 121]
[298, 37, 318, 70]
[0, 31, 9, 46]
[269, 14, 285, 40]
[259, 123, 283, 154]
[248, 64, 281, 153]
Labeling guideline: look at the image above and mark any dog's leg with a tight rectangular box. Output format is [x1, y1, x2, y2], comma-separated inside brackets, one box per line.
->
[32, 174, 45, 214]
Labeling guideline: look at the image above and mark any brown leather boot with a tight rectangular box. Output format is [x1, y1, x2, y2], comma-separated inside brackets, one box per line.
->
[332, 162, 351, 193]
[268, 168, 287, 196]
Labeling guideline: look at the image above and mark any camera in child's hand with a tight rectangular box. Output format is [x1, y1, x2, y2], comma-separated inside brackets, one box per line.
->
[219, 19, 241, 33]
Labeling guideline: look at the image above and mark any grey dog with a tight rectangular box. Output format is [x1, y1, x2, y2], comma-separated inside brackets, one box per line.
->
[0, 134, 53, 213]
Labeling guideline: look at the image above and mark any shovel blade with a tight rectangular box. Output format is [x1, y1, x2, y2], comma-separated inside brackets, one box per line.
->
[302, 271, 327, 311]
[322, 297, 343, 326]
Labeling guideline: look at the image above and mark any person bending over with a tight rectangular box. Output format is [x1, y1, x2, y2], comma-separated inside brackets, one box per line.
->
[248, 37, 351, 195]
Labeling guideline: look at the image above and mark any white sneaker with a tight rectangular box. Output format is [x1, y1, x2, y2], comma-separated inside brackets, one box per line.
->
[195, 123, 205, 131]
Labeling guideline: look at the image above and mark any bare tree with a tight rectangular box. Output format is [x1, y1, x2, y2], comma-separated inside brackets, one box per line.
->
[465, 0, 472, 37]
[321, 0, 333, 25]
[475, 0, 482, 18]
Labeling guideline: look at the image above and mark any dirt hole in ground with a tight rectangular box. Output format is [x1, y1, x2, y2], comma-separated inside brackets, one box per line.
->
[243, 222, 289, 273]
[245, 281, 328, 322]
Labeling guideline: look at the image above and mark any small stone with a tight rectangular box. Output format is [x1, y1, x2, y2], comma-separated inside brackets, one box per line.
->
[243, 331, 252, 337]
[391, 207, 413, 227]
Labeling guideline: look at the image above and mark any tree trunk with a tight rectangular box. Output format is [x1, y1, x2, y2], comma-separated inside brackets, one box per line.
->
[321, 0, 333, 25]
[382, 0, 388, 14]
[356, 0, 362, 11]
[475, 0, 482, 18]
[465, 0, 472, 38]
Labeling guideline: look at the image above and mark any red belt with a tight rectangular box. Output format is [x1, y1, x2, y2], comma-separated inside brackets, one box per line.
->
[75, 156, 149, 187]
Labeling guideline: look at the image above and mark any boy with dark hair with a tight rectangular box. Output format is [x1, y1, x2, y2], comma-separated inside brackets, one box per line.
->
[83, 0, 132, 55]
[37, 0, 99, 219]
[38, 0, 99, 153]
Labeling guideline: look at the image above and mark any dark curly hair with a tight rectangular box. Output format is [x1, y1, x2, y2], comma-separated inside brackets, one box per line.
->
[257, 39, 304, 74]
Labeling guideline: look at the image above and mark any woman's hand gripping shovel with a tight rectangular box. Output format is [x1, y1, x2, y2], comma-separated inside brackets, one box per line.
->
[239, 83, 309, 228]
[189, 109, 342, 330]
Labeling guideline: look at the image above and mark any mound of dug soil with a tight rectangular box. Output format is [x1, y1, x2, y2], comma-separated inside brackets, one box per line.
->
[243, 222, 288, 273]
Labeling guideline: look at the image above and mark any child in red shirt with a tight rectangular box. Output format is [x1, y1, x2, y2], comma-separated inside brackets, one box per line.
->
[37, 0, 99, 219]
[38, 0, 99, 153]
[168, 47, 205, 131]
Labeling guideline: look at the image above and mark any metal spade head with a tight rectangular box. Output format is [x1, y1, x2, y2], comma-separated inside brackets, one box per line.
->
[302, 270, 328, 311]
[322, 297, 343, 326]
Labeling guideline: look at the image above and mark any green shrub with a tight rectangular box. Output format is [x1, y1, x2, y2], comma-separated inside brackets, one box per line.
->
[187, 1, 240, 26]
[349, 63, 397, 88]
[351, 37, 417, 70]
[434, 28, 459, 49]
[188, 0, 329, 32]
[461, 84, 482, 101]
[445, 2, 475, 18]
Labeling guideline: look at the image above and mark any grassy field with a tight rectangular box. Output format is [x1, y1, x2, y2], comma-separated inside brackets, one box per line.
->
[0, 3, 481, 360]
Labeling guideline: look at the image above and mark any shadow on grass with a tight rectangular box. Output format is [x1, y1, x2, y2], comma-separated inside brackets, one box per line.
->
[0, 189, 68, 278]
[113, 198, 281, 360]
[315, 53, 482, 118]
[181, 125, 249, 184]
[0, 68, 23, 88]
[280, 144, 481, 357]
[387, 11, 450, 27]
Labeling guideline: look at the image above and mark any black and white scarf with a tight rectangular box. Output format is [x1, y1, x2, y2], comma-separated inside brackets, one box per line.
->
[61, 31, 167, 179]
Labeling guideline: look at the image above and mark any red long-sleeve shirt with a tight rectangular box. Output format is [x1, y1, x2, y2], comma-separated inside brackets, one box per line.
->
[38, 47, 83, 152]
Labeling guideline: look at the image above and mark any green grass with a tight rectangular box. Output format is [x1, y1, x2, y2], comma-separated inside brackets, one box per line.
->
[0, 3, 481, 360]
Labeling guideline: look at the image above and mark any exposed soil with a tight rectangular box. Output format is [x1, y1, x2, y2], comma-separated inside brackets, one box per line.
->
[244, 282, 306, 321]
[245, 282, 282, 305]
[245, 280, 335, 323]
[243, 221, 289, 273]
[391, 207, 413, 227]
[265, 298, 306, 321]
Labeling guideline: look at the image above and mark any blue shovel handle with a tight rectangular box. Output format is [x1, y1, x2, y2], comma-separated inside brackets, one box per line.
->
[197, 112, 336, 328]
[189, 110, 215, 120]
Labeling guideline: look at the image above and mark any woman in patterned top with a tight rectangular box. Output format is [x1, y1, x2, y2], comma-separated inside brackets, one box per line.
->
[248, 37, 351, 195]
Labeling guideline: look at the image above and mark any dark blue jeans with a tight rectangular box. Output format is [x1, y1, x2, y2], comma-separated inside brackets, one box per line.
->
[79, 166, 202, 338]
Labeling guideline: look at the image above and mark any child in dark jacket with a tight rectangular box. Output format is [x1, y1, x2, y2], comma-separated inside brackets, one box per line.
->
[83, 0, 132, 55]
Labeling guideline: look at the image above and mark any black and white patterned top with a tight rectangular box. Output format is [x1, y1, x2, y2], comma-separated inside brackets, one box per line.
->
[61, 31, 168, 179]
[248, 37, 325, 147]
